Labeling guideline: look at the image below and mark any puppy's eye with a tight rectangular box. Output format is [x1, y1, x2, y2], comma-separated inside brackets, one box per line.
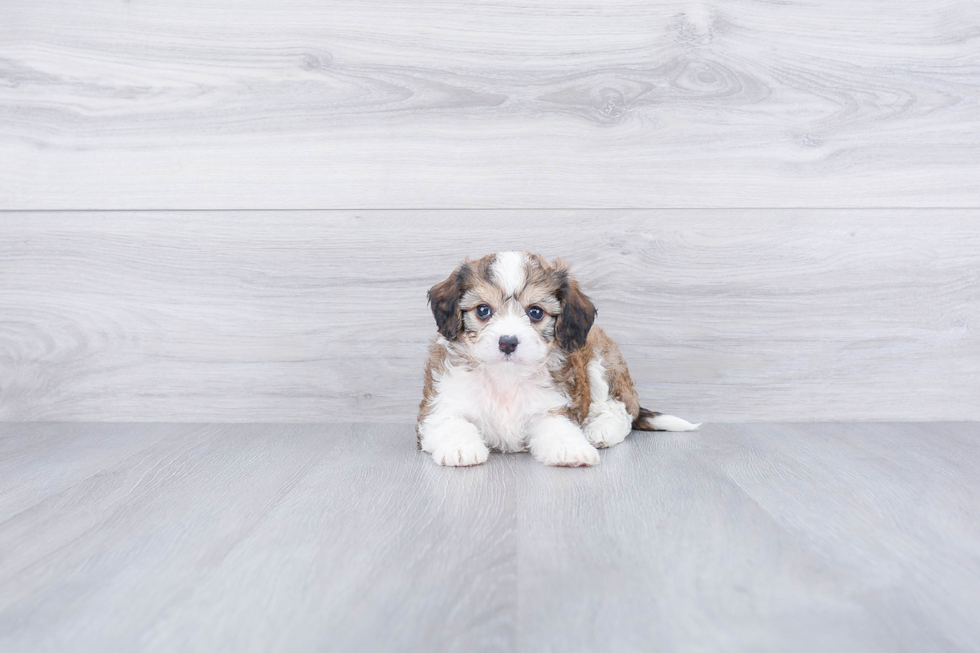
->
[527, 306, 544, 322]
[475, 304, 493, 320]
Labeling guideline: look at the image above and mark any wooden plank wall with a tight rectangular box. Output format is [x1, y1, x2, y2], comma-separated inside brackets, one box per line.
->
[2, 211, 977, 422]
[1, 1, 978, 421]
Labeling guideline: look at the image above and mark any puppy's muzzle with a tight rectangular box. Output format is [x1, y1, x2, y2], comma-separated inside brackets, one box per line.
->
[498, 335, 519, 355]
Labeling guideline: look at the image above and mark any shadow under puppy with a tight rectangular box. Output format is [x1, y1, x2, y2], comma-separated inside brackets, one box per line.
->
[417, 252, 700, 467]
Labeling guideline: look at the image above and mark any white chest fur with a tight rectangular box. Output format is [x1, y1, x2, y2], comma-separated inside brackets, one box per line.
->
[433, 363, 569, 452]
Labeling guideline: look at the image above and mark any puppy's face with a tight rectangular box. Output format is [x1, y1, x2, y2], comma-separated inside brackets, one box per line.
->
[428, 252, 596, 366]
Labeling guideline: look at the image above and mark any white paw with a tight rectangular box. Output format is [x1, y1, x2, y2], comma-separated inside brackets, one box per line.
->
[532, 435, 600, 467]
[431, 440, 490, 467]
[585, 421, 629, 449]
[584, 405, 632, 449]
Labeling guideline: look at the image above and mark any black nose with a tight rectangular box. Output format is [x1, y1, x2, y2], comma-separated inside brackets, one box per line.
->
[498, 335, 519, 355]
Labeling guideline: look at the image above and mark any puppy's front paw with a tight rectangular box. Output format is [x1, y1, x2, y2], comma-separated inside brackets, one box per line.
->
[431, 440, 490, 467]
[533, 437, 600, 467]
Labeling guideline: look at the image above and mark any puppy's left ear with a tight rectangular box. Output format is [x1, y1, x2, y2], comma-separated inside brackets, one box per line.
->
[555, 266, 596, 352]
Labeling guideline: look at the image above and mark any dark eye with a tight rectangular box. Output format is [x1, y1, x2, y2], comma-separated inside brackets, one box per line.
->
[475, 304, 493, 319]
[527, 306, 544, 322]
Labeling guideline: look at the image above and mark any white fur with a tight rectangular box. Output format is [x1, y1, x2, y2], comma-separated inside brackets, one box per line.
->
[649, 414, 702, 431]
[528, 414, 600, 467]
[421, 415, 490, 467]
[472, 308, 547, 366]
[419, 351, 569, 455]
[583, 357, 633, 448]
[491, 251, 527, 295]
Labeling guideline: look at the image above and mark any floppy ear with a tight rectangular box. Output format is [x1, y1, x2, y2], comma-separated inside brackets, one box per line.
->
[555, 267, 597, 351]
[427, 263, 470, 340]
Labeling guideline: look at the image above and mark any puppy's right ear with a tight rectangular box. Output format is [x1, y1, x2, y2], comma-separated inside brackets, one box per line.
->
[427, 263, 470, 340]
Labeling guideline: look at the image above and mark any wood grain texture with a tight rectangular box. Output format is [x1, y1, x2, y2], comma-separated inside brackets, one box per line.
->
[1, 422, 979, 652]
[1, 0, 978, 209]
[0, 423, 516, 653]
[1, 209, 978, 422]
[516, 421, 980, 652]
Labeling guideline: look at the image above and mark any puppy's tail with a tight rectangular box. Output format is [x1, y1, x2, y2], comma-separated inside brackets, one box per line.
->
[632, 407, 701, 432]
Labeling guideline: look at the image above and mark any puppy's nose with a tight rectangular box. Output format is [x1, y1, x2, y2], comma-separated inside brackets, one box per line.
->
[498, 335, 519, 355]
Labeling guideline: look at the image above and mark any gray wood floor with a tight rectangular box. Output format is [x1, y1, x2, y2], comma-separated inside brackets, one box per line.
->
[2, 422, 979, 652]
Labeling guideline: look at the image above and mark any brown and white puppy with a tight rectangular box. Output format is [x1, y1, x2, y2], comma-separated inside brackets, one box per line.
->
[417, 252, 699, 467]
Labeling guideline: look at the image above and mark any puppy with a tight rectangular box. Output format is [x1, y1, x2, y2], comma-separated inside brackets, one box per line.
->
[417, 252, 700, 467]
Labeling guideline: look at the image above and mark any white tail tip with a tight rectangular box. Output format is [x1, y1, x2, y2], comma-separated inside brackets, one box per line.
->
[650, 415, 701, 432]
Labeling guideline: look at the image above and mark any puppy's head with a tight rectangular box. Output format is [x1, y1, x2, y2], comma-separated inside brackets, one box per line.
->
[427, 252, 596, 365]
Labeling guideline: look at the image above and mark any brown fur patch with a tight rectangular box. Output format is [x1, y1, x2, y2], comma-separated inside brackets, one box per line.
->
[428, 253, 498, 341]
[518, 255, 597, 352]
[550, 326, 643, 426]
[416, 340, 450, 448]
[590, 327, 641, 419]
[550, 346, 592, 425]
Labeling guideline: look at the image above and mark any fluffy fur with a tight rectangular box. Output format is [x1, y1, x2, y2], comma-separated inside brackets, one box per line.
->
[417, 252, 700, 467]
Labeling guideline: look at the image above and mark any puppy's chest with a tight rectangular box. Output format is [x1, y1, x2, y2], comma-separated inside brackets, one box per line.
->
[454, 368, 567, 446]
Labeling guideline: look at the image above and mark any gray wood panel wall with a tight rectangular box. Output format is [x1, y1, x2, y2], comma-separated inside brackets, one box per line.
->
[1, 1, 978, 422]
[2, 211, 978, 422]
[2, 0, 979, 209]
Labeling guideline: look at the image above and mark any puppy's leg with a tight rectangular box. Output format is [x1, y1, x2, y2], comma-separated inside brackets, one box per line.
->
[581, 348, 635, 449]
[419, 415, 489, 467]
[528, 414, 600, 467]
[584, 398, 633, 449]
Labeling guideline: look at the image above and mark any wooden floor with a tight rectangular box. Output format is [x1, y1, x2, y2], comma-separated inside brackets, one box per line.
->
[2, 422, 978, 652]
